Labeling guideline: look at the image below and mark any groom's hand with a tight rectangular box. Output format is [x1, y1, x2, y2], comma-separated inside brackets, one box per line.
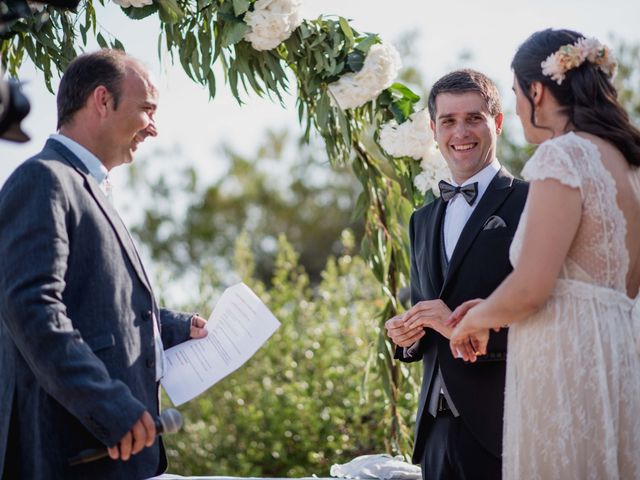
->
[385, 314, 425, 347]
[402, 300, 453, 339]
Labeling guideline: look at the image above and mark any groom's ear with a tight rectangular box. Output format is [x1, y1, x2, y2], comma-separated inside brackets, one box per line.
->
[494, 112, 504, 135]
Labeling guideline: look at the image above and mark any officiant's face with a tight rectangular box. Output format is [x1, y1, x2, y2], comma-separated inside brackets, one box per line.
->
[431, 92, 503, 184]
[103, 60, 159, 168]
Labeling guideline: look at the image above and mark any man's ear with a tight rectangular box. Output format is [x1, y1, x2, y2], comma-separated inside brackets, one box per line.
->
[91, 86, 112, 118]
[430, 119, 437, 141]
[494, 112, 504, 135]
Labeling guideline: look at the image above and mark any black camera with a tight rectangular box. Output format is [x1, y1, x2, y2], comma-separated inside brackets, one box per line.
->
[0, 75, 30, 142]
[0, 0, 80, 143]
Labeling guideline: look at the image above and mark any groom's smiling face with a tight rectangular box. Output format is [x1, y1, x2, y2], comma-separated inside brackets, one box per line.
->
[430, 92, 503, 184]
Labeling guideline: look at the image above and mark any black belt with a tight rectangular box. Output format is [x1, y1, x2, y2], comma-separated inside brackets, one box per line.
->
[437, 393, 451, 415]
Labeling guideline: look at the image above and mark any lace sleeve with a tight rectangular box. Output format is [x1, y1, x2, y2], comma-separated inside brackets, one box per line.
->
[521, 139, 582, 191]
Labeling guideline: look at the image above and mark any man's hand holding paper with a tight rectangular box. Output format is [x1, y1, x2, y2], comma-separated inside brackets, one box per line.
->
[161, 283, 280, 406]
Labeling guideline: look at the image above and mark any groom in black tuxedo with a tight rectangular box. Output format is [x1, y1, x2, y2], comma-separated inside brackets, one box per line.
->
[386, 70, 528, 479]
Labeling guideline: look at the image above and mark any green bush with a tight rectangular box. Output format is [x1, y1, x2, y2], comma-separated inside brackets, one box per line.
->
[161, 232, 419, 476]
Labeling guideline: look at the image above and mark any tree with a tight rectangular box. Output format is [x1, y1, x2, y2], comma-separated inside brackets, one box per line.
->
[162, 233, 420, 475]
[129, 129, 365, 285]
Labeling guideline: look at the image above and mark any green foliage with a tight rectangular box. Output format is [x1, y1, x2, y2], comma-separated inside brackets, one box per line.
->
[163, 233, 420, 475]
[128, 130, 366, 285]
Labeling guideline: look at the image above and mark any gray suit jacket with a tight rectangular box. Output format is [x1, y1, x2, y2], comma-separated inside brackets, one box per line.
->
[0, 139, 193, 479]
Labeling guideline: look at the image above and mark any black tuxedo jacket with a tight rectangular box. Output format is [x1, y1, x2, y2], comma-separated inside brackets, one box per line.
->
[397, 168, 528, 461]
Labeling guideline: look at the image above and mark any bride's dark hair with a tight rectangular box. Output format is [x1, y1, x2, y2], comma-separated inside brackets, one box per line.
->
[512, 28, 640, 167]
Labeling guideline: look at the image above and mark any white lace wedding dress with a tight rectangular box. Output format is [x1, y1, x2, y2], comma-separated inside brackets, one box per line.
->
[504, 132, 640, 479]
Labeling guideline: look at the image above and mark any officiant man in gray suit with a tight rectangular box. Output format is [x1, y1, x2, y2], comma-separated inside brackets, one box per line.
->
[0, 49, 207, 480]
[386, 70, 528, 479]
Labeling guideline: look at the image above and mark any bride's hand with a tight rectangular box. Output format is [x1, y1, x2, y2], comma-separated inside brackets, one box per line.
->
[447, 298, 484, 328]
[449, 310, 490, 363]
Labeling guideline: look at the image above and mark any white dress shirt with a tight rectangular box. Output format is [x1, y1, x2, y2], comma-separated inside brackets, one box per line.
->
[50, 134, 110, 198]
[426, 158, 502, 417]
[443, 158, 502, 259]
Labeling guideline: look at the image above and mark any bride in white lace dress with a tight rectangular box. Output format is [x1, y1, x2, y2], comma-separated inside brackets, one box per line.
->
[449, 29, 640, 479]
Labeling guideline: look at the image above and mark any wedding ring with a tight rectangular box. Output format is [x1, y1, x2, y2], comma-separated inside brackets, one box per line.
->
[474, 351, 480, 355]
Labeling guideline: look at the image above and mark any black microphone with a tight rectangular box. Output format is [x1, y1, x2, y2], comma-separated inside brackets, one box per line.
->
[68, 409, 183, 466]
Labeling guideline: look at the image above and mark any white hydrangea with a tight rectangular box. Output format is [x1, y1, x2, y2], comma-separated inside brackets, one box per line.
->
[413, 145, 451, 196]
[243, 0, 303, 51]
[379, 110, 433, 160]
[113, 0, 153, 7]
[328, 43, 401, 110]
[379, 109, 450, 196]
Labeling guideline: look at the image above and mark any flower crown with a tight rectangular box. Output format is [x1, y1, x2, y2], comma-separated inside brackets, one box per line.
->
[540, 37, 617, 85]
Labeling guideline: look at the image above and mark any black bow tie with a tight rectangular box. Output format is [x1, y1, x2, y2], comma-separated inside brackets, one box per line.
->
[438, 180, 479, 205]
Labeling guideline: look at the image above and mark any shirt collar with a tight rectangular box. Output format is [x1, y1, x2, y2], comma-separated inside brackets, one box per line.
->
[49, 133, 108, 185]
[459, 158, 501, 203]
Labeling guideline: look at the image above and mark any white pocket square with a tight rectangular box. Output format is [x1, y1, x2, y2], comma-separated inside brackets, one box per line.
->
[482, 215, 507, 230]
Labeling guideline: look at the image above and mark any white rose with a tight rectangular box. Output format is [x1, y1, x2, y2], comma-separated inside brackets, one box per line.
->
[379, 110, 434, 160]
[328, 43, 401, 110]
[243, 0, 303, 51]
[379, 109, 449, 195]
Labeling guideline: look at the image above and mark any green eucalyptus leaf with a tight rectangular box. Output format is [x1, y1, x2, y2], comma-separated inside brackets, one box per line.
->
[120, 3, 159, 20]
[316, 91, 330, 129]
[218, 11, 239, 22]
[112, 38, 125, 51]
[390, 98, 414, 124]
[352, 191, 370, 221]
[191, 46, 203, 83]
[198, 28, 212, 71]
[157, 0, 184, 24]
[221, 20, 249, 48]
[388, 82, 420, 103]
[206, 69, 216, 98]
[338, 17, 354, 44]
[335, 108, 350, 149]
[377, 89, 393, 107]
[96, 31, 108, 49]
[229, 65, 240, 101]
[232, 0, 250, 16]
[355, 33, 379, 53]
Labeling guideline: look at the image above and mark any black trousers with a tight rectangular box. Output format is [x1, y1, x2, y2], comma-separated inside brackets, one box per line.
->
[420, 412, 501, 480]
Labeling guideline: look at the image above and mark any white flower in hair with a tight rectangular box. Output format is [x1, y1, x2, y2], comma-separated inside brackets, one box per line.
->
[243, 0, 303, 51]
[541, 37, 617, 85]
[328, 43, 401, 110]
